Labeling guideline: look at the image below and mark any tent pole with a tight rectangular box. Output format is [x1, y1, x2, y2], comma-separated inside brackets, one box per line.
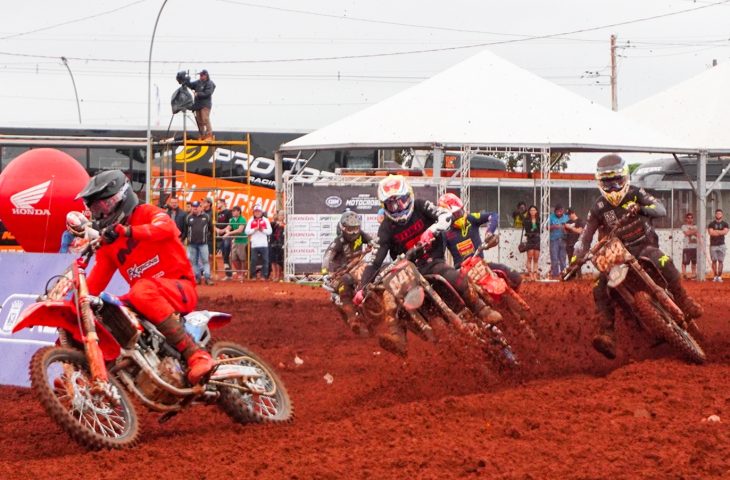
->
[275, 150, 284, 211]
[539, 148, 551, 280]
[697, 150, 708, 282]
[433, 145, 444, 202]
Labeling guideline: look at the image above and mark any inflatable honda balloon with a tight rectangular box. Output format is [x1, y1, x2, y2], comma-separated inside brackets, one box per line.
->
[0, 148, 89, 252]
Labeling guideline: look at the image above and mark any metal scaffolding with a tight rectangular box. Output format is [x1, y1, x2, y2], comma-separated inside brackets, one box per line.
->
[152, 128, 252, 280]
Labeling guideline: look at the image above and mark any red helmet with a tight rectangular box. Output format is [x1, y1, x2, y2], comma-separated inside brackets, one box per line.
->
[438, 193, 464, 217]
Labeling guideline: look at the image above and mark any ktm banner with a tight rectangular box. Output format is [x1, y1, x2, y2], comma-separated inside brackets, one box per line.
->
[152, 172, 277, 218]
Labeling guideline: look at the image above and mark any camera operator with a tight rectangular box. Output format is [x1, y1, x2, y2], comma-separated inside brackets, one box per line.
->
[180, 69, 216, 140]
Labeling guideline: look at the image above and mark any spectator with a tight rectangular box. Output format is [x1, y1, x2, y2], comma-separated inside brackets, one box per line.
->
[215, 198, 233, 281]
[549, 204, 569, 278]
[708, 208, 729, 282]
[512, 201, 527, 228]
[166, 197, 187, 240]
[201, 197, 214, 264]
[564, 207, 585, 271]
[184, 201, 214, 285]
[269, 210, 286, 282]
[59, 210, 93, 254]
[245, 203, 272, 280]
[681, 212, 698, 279]
[523, 205, 540, 281]
[225, 206, 248, 280]
[185, 69, 216, 140]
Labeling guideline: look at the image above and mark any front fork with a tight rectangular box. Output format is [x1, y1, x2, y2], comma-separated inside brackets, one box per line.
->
[74, 265, 110, 392]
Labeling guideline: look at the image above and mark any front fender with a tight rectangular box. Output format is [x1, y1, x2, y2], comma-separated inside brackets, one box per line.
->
[12, 300, 121, 361]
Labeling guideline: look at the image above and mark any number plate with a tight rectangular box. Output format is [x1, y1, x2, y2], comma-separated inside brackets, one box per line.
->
[467, 260, 488, 283]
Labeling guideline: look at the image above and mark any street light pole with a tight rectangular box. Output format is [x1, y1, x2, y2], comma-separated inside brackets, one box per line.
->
[60, 56, 82, 124]
[146, 0, 169, 204]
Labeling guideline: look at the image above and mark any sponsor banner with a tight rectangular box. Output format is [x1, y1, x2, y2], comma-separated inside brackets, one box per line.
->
[0, 148, 89, 252]
[0, 253, 127, 387]
[152, 172, 277, 219]
[289, 184, 436, 273]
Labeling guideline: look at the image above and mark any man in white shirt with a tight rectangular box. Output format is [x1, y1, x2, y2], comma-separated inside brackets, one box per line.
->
[245, 203, 272, 280]
[680, 212, 698, 279]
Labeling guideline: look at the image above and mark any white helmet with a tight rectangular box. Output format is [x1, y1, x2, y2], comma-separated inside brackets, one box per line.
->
[66, 211, 89, 237]
[377, 175, 414, 224]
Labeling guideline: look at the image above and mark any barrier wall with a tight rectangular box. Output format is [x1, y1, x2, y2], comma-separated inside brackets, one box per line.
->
[0, 253, 127, 387]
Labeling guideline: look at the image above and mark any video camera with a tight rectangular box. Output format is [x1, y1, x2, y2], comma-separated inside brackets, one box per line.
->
[175, 70, 191, 85]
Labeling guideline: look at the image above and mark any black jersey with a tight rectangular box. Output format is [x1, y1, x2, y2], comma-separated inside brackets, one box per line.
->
[359, 199, 449, 288]
[574, 185, 666, 257]
[321, 231, 373, 273]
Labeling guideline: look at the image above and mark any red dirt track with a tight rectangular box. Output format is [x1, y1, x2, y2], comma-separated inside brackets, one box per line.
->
[1, 280, 729, 479]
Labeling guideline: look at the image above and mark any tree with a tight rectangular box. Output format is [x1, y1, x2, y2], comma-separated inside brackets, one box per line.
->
[501, 152, 570, 173]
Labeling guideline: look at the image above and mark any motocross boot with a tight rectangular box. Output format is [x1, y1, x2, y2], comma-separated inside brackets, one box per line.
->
[591, 310, 617, 360]
[378, 314, 407, 357]
[668, 282, 704, 320]
[467, 288, 503, 325]
[341, 303, 369, 337]
[157, 313, 215, 384]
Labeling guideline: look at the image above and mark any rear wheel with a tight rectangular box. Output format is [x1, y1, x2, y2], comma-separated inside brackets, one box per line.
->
[211, 341, 293, 424]
[29, 346, 139, 450]
[634, 291, 706, 364]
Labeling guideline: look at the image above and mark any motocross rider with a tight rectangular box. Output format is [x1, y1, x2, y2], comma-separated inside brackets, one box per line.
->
[354, 175, 501, 357]
[78, 170, 215, 385]
[322, 210, 375, 336]
[438, 193, 522, 290]
[572, 154, 703, 359]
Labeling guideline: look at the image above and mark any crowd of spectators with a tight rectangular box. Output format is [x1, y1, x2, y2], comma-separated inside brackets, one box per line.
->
[512, 200, 727, 281]
[166, 196, 286, 284]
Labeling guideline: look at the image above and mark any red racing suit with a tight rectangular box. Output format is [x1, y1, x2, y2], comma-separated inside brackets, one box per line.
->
[86, 204, 198, 323]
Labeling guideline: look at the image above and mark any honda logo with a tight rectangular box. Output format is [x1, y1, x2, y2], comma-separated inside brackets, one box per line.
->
[10, 180, 52, 216]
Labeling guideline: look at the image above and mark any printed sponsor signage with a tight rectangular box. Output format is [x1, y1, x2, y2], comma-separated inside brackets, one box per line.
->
[0, 253, 127, 387]
[288, 183, 436, 273]
[0, 148, 89, 252]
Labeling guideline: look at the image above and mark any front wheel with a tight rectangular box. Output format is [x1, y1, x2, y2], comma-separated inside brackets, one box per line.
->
[633, 291, 706, 364]
[211, 341, 293, 424]
[29, 346, 139, 450]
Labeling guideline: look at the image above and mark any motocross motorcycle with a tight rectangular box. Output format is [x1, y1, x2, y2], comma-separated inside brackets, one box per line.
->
[12, 237, 293, 450]
[563, 217, 705, 363]
[322, 247, 380, 336]
[460, 233, 536, 339]
[363, 242, 518, 367]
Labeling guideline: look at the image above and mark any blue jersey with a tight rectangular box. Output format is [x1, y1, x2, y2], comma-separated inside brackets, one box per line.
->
[443, 211, 498, 269]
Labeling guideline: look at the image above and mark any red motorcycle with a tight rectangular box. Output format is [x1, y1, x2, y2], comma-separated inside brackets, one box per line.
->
[460, 234, 536, 338]
[12, 237, 292, 450]
[364, 242, 518, 367]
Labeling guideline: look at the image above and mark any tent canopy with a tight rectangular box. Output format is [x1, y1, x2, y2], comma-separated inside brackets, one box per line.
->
[281, 50, 695, 154]
[622, 62, 730, 154]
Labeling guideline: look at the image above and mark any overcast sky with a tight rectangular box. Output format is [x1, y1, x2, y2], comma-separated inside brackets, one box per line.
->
[0, 0, 728, 137]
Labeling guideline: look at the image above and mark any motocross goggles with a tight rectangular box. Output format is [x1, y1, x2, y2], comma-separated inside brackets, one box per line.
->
[383, 194, 412, 214]
[598, 175, 627, 193]
[342, 224, 360, 237]
[87, 183, 128, 221]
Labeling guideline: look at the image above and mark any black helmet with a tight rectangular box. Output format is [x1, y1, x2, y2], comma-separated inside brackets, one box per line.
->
[595, 154, 629, 207]
[339, 211, 362, 242]
[76, 170, 138, 229]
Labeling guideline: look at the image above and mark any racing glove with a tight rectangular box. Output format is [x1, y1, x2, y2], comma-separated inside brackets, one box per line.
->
[419, 229, 435, 245]
[353, 290, 365, 306]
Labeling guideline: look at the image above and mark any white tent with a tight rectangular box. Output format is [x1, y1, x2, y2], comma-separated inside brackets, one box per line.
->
[622, 62, 730, 154]
[280, 49, 694, 154]
[622, 62, 730, 283]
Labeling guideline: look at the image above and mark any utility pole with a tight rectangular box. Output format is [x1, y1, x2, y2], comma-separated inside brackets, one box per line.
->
[610, 34, 618, 111]
[60, 56, 82, 124]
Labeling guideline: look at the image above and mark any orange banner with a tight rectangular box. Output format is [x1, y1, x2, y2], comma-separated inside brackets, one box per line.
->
[152, 172, 278, 218]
